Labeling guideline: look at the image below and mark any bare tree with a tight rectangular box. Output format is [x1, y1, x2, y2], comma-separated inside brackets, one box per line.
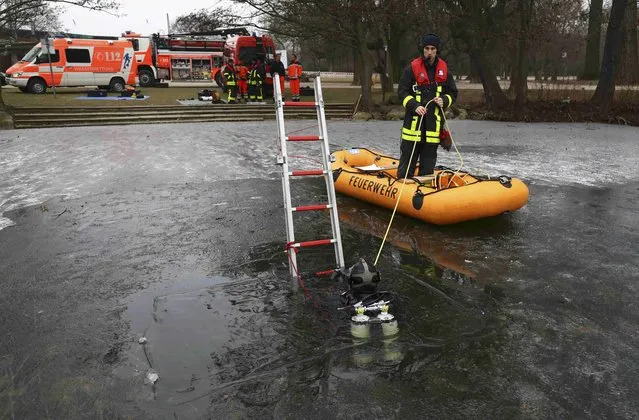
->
[582, 0, 603, 79]
[510, 0, 584, 96]
[592, 0, 628, 108]
[232, 0, 385, 111]
[0, 0, 117, 29]
[512, 0, 534, 110]
[1, 1, 62, 36]
[442, 0, 511, 109]
[171, 7, 242, 33]
[616, 0, 639, 84]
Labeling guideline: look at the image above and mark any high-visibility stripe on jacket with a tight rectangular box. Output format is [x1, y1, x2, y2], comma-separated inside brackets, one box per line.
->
[223, 66, 237, 86]
[249, 67, 263, 85]
[400, 57, 454, 143]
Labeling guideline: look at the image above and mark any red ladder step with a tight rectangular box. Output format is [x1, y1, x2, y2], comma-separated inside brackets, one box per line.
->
[292, 204, 330, 212]
[290, 238, 336, 248]
[284, 101, 317, 107]
[287, 135, 321, 142]
[290, 169, 325, 176]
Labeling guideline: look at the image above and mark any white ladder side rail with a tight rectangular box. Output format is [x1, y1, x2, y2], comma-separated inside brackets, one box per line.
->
[314, 77, 345, 270]
[274, 76, 298, 274]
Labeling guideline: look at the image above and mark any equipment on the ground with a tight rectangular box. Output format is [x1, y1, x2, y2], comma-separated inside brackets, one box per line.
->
[197, 89, 214, 101]
[87, 89, 108, 97]
[120, 87, 142, 98]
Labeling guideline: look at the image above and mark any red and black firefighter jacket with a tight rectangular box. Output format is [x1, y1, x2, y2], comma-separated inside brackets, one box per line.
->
[223, 64, 237, 87]
[397, 56, 458, 144]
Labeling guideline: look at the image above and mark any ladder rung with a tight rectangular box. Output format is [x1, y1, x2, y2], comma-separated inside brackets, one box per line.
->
[291, 239, 336, 248]
[292, 204, 330, 212]
[290, 169, 325, 176]
[284, 101, 317, 107]
[287, 135, 321, 142]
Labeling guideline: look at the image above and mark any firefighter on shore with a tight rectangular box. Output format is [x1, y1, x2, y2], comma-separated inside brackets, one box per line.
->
[222, 59, 238, 104]
[270, 53, 286, 96]
[287, 54, 303, 102]
[396, 33, 458, 178]
[236, 59, 249, 102]
[248, 57, 265, 102]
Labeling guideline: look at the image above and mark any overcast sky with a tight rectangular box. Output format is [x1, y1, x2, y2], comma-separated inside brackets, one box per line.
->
[60, 1, 229, 36]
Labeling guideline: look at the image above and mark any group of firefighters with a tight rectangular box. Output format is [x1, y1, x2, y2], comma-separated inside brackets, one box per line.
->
[221, 53, 303, 103]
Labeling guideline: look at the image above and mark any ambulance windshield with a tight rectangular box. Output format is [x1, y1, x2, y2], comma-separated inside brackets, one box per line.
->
[21, 45, 41, 62]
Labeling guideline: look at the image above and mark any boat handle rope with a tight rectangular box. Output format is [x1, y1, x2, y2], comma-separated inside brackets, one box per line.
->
[438, 102, 465, 187]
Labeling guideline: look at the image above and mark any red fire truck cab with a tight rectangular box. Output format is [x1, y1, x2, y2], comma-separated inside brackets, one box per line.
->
[152, 28, 276, 96]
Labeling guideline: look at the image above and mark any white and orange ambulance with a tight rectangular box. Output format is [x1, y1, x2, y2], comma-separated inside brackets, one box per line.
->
[5, 34, 157, 94]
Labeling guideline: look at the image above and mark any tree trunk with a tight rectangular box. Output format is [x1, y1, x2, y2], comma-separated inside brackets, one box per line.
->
[352, 46, 361, 86]
[379, 61, 392, 93]
[508, 64, 516, 97]
[616, 0, 639, 84]
[469, 49, 510, 109]
[514, 0, 533, 112]
[374, 45, 392, 94]
[355, 20, 373, 112]
[0, 91, 14, 129]
[387, 22, 404, 87]
[466, 58, 482, 83]
[388, 32, 402, 85]
[592, 0, 628, 109]
[582, 0, 604, 80]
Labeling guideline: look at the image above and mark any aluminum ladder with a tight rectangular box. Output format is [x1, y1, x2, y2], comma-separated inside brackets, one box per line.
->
[274, 76, 345, 277]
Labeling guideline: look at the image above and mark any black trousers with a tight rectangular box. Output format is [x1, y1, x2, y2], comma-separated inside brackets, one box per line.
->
[397, 140, 439, 178]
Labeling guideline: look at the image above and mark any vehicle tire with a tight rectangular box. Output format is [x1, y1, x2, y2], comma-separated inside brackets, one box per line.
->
[18, 87, 28, 93]
[138, 69, 154, 87]
[214, 72, 224, 88]
[109, 78, 125, 92]
[27, 78, 47, 94]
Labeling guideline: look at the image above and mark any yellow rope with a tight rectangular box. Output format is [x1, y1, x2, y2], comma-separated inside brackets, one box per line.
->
[373, 99, 464, 266]
[440, 109, 464, 187]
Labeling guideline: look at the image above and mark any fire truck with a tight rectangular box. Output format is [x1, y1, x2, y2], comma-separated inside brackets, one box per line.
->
[153, 28, 277, 93]
[5, 28, 277, 94]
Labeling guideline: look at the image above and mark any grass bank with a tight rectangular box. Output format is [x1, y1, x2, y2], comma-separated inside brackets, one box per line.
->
[3, 81, 637, 126]
[1, 84, 481, 108]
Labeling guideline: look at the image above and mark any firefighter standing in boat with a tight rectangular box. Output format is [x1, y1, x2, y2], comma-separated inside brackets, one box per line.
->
[397, 33, 458, 178]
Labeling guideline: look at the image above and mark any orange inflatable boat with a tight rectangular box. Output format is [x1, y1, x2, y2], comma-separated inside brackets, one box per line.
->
[331, 148, 529, 225]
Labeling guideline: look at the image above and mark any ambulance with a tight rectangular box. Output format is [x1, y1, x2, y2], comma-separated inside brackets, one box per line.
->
[4, 33, 156, 94]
